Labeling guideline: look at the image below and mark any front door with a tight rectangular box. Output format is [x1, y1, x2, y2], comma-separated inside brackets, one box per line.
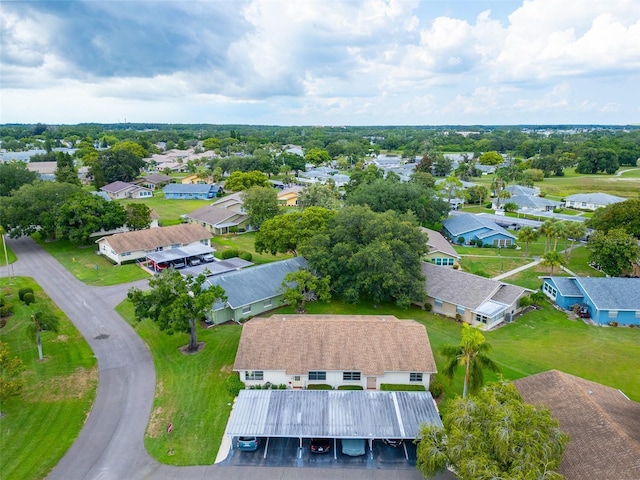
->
[292, 375, 303, 388]
[366, 376, 377, 390]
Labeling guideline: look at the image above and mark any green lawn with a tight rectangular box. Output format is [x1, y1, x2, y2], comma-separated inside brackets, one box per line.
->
[116, 294, 640, 465]
[460, 256, 532, 278]
[35, 237, 151, 286]
[0, 277, 97, 480]
[120, 191, 212, 225]
[0, 239, 17, 266]
[211, 231, 292, 265]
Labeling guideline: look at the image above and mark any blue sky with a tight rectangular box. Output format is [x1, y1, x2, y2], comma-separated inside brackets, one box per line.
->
[1, 0, 639, 125]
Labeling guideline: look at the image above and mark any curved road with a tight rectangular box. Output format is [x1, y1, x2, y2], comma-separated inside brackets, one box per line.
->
[5, 236, 428, 480]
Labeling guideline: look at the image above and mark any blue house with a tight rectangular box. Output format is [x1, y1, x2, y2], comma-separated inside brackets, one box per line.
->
[442, 213, 516, 247]
[542, 276, 640, 326]
[163, 183, 221, 200]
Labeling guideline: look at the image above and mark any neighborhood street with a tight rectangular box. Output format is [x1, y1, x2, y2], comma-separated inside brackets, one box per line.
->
[3, 236, 438, 480]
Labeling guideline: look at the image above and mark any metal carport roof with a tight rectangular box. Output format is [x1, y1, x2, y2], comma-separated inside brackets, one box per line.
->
[146, 244, 213, 263]
[225, 389, 442, 439]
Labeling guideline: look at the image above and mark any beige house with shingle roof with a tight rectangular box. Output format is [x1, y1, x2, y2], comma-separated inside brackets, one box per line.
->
[234, 315, 437, 391]
[96, 223, 211, 264]
[420, 262, 530, 329]
[421, 227, 461, 267]
[514, 370, 640, 480]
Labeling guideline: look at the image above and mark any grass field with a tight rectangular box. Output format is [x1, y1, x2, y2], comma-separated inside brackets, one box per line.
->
[0, 277, 97, 480]
[211, 231, 292, 264]
[120, 191, 212, 225]
[35, 237, 150, 286]
[116, 294, 640, 465]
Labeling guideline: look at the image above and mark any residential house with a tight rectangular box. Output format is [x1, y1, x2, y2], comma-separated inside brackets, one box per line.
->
[100, 181, 153, 200]
[180, 174, 207, 185]
[496, 194, 562, 213]
[211, 191, 245, 213]
[135, 173, 172, 190]
[542, 276, 640, 326]
[233, 314, 437, 390]
[184, 204, 249, 234]
[443, 213, 517, 247]
[96, 223, 211, 265]
[420, 262, 530, 329]
[163, 183, 221, 200]
[420, 227, 461, 267]
[205, 257, 307, 324]
[505, 185, 540, 197]
[514, 370, 640, 480]
[563, 192, 626, 211]
[277, 186, 304, 207]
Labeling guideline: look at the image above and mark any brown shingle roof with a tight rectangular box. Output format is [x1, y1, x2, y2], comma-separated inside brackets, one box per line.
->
[186, 205, 241, 226]
[97, 223, 210, 254]
[233, 315, 437, 376]
[514, 370, 640, 480]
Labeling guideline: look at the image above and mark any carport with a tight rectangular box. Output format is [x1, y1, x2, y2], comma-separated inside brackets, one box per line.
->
[225, 389, 442, 460]
[146, 244, 214, 271]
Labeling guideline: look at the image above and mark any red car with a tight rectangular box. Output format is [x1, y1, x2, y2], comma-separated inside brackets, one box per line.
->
[310, 438, 331, 454]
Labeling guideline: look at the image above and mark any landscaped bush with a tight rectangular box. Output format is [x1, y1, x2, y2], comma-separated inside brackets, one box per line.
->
[307, 384, 333, 390]
[0, 304, 15, 319]
[225, 373, 244, 396]
[229, 226, 238, 234]
[220, 248, 239, 259]
[476, 240, 483, 248]
[457, 236, 465, 245]
[423, 302, 432, 312]
[18, 288, 34, 301]
[380, 384, 426, 392]
[22, 292, 36, 305]
[337, 385, 363, 390]
[519, 296, 533, 308]
[238, 251, 252, 261]
[429, 377, 444, 398]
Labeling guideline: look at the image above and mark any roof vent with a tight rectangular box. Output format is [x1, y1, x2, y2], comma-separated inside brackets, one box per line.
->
[588, 390, 593, 395]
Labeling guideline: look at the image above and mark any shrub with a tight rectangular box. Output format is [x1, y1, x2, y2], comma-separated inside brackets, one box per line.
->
[519, 296, 533, 308]
[380, 384, 426, 392]
[23, 292, 36, 305]
[476, 240, 483, 248]
[220, 248, 239, 259]
[0, 304, 14, 319]
[452, 264, 460, 270]
[229, 226, 238, 234]
[239, 251, 253, 261]
[423, 303, 432, 312]
[0, 297, 4, 307]
[457, 236, 465, 245]
[337, 385, 363, 390]
[307, 384, 333, 390]
[429, 377, 444, 398]
[225, 373, 245, 396]
[19, 288, 34, 301]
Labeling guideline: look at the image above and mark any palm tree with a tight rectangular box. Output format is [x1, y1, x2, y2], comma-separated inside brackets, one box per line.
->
[564, 222, 587, 261]
[550, 220, 566, 251]
[441, 323, 500, 398]
[539, 218, 558, 253]
[517, 226, 539, 257]
[541, 250, 566, 275]
[27, 309, 59, 361]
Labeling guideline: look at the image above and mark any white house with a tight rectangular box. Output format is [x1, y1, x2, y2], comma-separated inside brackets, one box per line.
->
[563, 192, 626, 211]
[96, 223, 211, 265]
[234, 315, 437, 391]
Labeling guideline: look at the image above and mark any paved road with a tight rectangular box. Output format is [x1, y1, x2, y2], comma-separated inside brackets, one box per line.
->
[5, 236, 443, 480]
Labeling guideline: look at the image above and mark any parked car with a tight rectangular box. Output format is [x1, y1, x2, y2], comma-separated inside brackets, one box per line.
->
[155, 262, 169, 271]
[310, 438, 331, 454]
[188, 257, 201, 266]
[382, 438, 404, 448]
[341, 438, 366, 456]
[237, 436, 260, 451]
[171, 259, 186, 269]
[200, 253, 215, 263]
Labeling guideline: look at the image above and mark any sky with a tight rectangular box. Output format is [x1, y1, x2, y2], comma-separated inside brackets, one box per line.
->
[1, 0, 639, 126]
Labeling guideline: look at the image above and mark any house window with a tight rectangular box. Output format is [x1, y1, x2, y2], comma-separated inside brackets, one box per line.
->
[476, 313, 489, 324]
[245, 371, 263, 381]
[608, 310, 618, 319]
[242, 305, 251, 315]
[309, 371, 326, 381]
[543, 283, 557, 297]
[434, 299, 443, 308]
[263, 299, 272, 308]
[121, 252, 131, 257]
[343, 371, 361, 381]
[155, 246, 163, 252]
[171, 244, 180, 248]
[456, 306, 465, 316]
[635, 311, 640, 319]
[409, 373, 423, 382]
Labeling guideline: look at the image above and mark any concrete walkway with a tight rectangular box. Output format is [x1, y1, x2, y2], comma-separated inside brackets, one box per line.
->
[492, 258, 541, 281]
[2, 236, 439, 480]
